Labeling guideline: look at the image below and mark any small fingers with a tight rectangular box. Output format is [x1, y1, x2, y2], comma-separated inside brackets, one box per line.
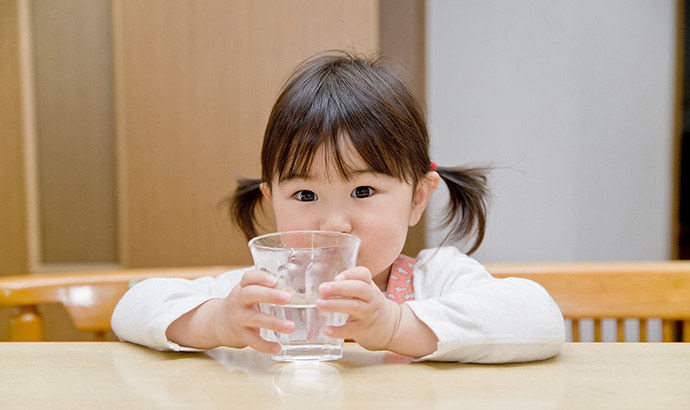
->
[243, 312, 295, 353]
[316, 296, 361, 313]
[323, 324, 350, 340]
[223, 310, 294, 352]
[240, 269, 278, 288]
[318, 266, 374, 298]
[236, 284, 292, 307]
[334, 266, 372, 282]
[243, 331, 283, 354]
[244, 308, 295, 335]
[318, 279, 377, 300]
[238, 270, 292, 306]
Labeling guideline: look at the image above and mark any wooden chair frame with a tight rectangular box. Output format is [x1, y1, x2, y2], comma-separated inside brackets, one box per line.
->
[0, 266, 236, 341]
[487, 261, 690, 342]
[3, 262, 689, 342]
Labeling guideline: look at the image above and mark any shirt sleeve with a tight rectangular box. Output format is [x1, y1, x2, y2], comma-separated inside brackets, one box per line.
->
[111, 267, 250, 351]
[406, 247, 565, 363]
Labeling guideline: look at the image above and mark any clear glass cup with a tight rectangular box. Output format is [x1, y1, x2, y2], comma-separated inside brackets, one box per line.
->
[248, 231, 361, 361]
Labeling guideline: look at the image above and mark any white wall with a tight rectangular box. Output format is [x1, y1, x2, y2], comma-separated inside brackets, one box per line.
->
[426, 0, 677, 262]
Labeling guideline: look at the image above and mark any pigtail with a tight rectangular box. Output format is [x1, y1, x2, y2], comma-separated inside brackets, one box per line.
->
[228, 178, 264, 241]
[435, 166, 491, 255]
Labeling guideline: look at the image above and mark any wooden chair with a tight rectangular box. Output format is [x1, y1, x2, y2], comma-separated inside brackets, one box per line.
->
[0, 266, 237, 341]
[487, 261, 690, 342]
[5, 261, 689, 342]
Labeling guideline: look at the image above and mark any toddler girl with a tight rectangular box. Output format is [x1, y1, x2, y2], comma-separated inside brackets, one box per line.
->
[112, 51, 564, 363]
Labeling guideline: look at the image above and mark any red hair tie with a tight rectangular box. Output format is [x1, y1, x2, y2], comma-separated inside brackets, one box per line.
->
[430, 161, 438, 172]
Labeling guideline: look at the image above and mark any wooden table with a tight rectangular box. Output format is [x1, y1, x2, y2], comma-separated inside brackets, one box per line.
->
[1, 342, 688, 409]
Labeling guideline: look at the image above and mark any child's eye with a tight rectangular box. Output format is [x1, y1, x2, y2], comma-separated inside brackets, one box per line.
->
[293, 190, 317, 202]
[351, 186, 374, 199]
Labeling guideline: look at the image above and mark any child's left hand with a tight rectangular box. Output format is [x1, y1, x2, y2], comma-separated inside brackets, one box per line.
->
[315, 267, 404, 352]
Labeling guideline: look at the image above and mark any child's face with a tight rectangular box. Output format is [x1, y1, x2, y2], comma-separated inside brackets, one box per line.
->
[261, 146, 439, 289]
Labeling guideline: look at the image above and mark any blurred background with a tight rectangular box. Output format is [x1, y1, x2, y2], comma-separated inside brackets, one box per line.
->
[1, 0, 686, 275]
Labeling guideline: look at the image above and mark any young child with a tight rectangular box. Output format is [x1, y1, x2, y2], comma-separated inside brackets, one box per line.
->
[112, 51, 564, 363]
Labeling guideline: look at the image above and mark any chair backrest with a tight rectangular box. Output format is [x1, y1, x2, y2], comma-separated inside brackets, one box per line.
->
[486, 261, 690, 342]
[0, 266, 237, 341]
[5, 262, 689, 342]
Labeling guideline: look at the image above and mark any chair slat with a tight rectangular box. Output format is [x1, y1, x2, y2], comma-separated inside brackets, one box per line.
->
[662, 320, 674, 342]
[616, 319, 624, 342]
[572, 320, 580, 342]
[594, 320, 602, 342]
[639, 320, 647, 342]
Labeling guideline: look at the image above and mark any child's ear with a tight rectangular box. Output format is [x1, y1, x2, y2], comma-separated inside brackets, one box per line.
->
[259, 182, 272, 202]
[409, 171, 440, 226]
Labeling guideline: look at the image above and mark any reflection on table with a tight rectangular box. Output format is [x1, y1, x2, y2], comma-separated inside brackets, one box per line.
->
[1, 342, 689, 409]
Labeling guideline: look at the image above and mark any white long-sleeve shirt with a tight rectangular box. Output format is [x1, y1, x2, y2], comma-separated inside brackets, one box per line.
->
[111, 247, 565, 363]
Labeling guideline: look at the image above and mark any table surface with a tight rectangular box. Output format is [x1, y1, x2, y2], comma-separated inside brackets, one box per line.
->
[1, 342, 688, 409]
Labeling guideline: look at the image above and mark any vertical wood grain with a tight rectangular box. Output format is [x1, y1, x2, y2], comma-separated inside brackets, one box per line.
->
[31, 0, 117, 263]
[0, 0, 29, 276]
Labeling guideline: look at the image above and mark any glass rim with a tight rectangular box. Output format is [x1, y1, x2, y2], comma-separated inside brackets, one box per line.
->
[247, 230, 360, 250]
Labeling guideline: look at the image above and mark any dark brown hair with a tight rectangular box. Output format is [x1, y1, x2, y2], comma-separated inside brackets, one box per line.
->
[229, 51, 489, 254]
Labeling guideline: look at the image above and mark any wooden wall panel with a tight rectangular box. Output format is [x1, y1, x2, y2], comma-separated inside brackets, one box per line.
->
[113, 0, 379, 267]
[31, 0, 117, 264]
[0, 0, 28, 276]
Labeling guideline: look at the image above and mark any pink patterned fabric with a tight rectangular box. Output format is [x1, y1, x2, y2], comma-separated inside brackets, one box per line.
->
[385, 255, 416, 304]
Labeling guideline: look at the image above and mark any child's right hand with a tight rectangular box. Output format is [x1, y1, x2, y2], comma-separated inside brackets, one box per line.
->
[166, 269, 294, 353]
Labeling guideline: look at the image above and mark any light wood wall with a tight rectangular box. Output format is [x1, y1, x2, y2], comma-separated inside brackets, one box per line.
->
[1, 1, 428, 274]
[0, 0, 28, 276]
[0, 0, 96, 341]
[113, 0, 379, 267]
[32, 0, 117, 264]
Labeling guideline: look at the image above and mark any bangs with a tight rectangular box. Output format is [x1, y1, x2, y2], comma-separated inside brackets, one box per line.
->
[275, 121, 408, 184]
[261, 52, 428, 185]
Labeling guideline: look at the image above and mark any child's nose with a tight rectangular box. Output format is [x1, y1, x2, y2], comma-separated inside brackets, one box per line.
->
[319, 210, 352, 234]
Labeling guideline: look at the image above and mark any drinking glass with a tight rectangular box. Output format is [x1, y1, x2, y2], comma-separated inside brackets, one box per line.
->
[248, 231, 360, 361]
